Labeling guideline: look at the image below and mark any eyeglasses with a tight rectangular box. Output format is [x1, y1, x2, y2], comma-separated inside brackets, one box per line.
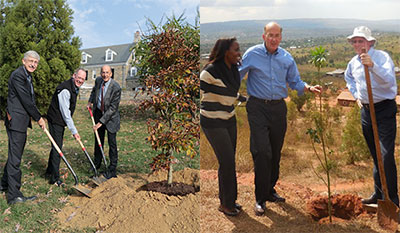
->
[351, 39, 366, 44]
[25, 58, 39, 65]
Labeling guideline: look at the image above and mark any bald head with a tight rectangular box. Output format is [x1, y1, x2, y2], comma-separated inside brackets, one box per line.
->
[101, 65, 112, 82]
[262, 22, 282, 54]
[263, 22, 282, 35]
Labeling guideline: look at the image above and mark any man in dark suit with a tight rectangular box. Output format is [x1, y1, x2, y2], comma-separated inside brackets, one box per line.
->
[0, 50, 46, 205]
[87, 65, 121, 179]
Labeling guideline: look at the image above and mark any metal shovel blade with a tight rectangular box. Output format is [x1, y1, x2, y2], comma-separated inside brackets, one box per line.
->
[377, 199, 399, 232]
[72, 184, 92, 198]
[91, 176, 108, 186]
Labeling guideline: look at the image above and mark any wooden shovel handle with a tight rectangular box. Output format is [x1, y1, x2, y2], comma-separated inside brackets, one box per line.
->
[362, 48, 390, 200]
[87, 107, 103, 147]
[44, 128, 63, 156]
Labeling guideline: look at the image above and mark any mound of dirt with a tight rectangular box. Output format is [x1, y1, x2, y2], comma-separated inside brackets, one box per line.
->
[306, 194, 366, 221]
[57, 168, 199, 232]
[144, 181, 198, 196]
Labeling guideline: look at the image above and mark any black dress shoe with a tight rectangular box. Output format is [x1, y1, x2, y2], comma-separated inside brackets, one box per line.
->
[218, 205, 240, 216]
[267, 192, 286, 203]
[361, 194, 378, 205]
[102, 171, 117, 180]
[254, 202, 266, 216]
[7, 195, 37, 205]
[235, 203, 242, 210]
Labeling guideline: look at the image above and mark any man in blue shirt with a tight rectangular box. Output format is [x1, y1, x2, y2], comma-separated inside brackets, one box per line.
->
[344, 26, 398, 207]
[45, 68, 87, 186]
[239, 22, 322, 216]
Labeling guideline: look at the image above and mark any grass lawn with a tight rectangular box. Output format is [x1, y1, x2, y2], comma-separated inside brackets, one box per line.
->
[0, 100, 199, 232]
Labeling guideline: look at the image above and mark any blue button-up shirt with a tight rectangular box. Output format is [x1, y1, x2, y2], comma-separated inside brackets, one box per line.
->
[239, 44, 306, 100]
[345, 47, 397, 104]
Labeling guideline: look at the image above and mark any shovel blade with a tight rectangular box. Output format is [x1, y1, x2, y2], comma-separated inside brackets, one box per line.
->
[377, 199, 399, 232]
[91, 176, 108, 186]
[73, 184, 92, 198]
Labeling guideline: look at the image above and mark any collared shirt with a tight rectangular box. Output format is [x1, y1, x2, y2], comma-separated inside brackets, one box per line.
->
[97, 80, 111, 110]
[239, 44, 306, 100]
[58, 86, 79, 135]
[345, 47, 397, 104]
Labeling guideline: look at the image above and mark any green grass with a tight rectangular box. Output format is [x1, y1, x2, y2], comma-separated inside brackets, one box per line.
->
[0, 100, 199, 232]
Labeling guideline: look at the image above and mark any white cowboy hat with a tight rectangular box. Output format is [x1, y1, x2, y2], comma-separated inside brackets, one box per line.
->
[347, 26, 376, 42]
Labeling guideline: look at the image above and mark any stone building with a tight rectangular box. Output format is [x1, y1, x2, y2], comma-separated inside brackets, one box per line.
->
[79, 31, 141, 99]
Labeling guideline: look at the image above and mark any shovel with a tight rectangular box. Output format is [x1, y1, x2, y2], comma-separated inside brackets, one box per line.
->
[75, 137, 107, 186]
[362, 48, 399, 231]
[43, 128, 92, 198]
[87, 107, 108, 168]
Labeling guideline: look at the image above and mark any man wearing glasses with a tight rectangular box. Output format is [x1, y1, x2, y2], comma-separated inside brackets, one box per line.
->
[0, 51, 46, 204]
[344, 26, 398, 207]
[45, 68, 87, 187]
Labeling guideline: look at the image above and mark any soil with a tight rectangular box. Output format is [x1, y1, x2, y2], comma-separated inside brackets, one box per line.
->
[143, 180, 199, 196]
[200, 169, 394, 232]
[56, 168, 200, 233]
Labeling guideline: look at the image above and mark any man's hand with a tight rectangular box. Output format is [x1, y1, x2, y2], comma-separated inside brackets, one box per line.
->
[360, 53, 374, 67]
[37, 117, 46, 130]
[93, 122, 102, 131]
[306, 85, 322, 94]
[86, 102, 93, 110]
[73, 133, 81, 140]
[356, 99, 363, 109]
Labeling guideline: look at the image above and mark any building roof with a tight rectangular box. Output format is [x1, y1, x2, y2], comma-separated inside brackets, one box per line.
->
[326, 69, 345, 76]
[81, 43, 135, 66]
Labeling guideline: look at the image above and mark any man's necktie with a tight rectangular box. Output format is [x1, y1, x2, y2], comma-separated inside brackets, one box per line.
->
[100, 82, 105, 112]
[27, 75, 35, 103]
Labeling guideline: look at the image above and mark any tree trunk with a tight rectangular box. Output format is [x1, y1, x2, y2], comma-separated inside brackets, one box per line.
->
[167, 151, 173, 185]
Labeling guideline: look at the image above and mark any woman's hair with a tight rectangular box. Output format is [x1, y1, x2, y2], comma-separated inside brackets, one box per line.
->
[208, 37, 237, 65]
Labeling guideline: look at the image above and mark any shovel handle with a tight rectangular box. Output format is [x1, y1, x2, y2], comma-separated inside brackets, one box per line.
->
[44, 128, 63, 156]
[87, 107, 108, 167]
[362, 48, 390, 200]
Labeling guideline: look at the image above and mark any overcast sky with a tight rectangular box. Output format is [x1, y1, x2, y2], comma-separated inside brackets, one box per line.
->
[67, 0, 199, 48]
[200, 0, 400, 23]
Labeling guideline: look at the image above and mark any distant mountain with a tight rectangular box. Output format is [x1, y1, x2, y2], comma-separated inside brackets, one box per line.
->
[200, 18, 400, 44]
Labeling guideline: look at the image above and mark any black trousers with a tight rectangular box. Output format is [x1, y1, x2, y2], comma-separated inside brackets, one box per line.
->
[361, 99, 399, 206]
[94, 108, 118, 173]
[1, 127, 27, 200]
[246, 97, 287, 204]
[45, 122, 65, 183]
[202, 124, 237, 209]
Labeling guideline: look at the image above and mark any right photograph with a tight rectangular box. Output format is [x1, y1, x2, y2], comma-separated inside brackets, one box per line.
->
[200, 0, 400, 232]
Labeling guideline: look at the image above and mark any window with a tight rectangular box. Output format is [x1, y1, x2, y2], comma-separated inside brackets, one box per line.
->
[105, 49, 117, 61]
[130, 67, 137, 76]
[81, 52, 91, 64]
[92, 70, 96, 80]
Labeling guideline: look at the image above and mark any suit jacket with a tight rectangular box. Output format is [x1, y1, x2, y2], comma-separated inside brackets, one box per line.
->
[5, 66, 41, 132]
[89, 77, 121, 133]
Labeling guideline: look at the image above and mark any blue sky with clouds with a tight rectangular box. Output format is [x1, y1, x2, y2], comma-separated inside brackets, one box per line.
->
[201, 0, 400, 23]
[67, 0, 199, 49]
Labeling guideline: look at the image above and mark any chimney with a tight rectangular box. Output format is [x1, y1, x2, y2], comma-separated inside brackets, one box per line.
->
[134, 31, 141, 43]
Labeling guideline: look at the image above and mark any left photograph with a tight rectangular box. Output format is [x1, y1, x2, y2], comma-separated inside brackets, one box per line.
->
[0, 0, 200, 232]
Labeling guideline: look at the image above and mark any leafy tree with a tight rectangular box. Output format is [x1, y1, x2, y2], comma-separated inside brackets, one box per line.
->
[0, 0, 81, 114]
[309, 46, 328, 78]
[135, 13, 199, 184]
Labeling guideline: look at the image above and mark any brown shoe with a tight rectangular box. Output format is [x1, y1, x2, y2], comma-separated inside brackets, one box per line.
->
[218, 205, 240, 216]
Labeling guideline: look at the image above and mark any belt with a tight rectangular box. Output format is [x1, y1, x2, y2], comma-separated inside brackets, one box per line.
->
[362, 99, 394, 110]
[249, 96, 284, 104]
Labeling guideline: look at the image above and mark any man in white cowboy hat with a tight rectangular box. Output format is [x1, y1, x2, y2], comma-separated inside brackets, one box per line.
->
[344, 26, 398, 207]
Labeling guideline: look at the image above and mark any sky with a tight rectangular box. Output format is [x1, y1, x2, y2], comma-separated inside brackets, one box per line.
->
[67, 0, 199, 49]
[200, 0, 400, 24]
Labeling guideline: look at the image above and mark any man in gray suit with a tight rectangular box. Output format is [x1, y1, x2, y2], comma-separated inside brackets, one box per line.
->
[87, 65, 121, 179]
[0, 50, 46, 204]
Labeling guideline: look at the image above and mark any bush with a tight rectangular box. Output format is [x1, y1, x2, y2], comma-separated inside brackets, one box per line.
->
[341, 105, 370, 164]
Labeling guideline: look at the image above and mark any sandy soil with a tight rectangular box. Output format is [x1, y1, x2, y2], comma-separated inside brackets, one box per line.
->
[56, 168, 199, 233]
[200, 169, 394, 233]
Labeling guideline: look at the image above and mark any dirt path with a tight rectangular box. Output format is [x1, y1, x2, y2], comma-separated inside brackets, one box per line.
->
[56, 168, 199, 232]
[200, 169, 390, 233]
